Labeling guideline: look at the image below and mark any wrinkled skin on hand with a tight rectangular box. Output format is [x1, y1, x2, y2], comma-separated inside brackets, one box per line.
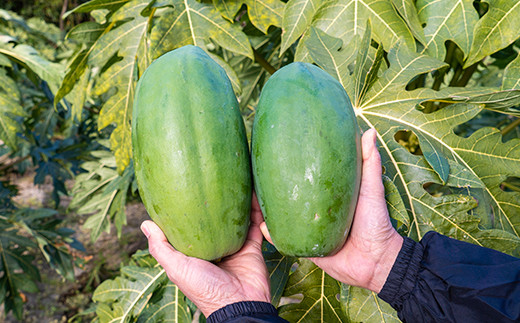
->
[142, 194, 271, 317]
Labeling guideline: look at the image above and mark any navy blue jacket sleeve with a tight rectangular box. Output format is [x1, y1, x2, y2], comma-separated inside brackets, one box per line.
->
[207, 301, 289, 323]
[378, 231, 520, 323]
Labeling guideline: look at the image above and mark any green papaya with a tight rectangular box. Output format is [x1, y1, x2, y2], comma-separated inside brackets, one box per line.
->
[252, 62, 361, 257]
[132, 45, 251, 261]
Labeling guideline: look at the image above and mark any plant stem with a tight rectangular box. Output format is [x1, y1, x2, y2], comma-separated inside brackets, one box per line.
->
[445, 42, 457, 69]
[456, 62, 479, 87]
[253, 49, 277, 75]
[501, 117, 520, 136]
[432, 70, 446, 91]
[449, 67, 463, 87]
[501, 182, 520, 193]
[59, 0, 69, 31]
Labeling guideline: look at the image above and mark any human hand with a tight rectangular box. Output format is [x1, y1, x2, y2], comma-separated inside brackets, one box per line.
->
[141, 194, 271, 317]
[260, 128, 403, 293]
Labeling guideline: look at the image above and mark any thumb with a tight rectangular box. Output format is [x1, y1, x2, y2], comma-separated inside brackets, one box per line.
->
[359, 128, 385, 199]
[141, 220, 190, 283]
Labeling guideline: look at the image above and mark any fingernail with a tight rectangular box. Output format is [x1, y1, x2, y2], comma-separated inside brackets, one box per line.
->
[141, 222, 151, 238]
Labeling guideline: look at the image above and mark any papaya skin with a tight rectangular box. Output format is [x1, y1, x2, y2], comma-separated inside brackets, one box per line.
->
[252, 62, 362, 257]
[132, 45, 252, 261]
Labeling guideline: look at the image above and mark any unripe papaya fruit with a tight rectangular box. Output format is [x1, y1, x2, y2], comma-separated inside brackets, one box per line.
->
[252, 62, 361, 257]
[132, 45, 252, 261]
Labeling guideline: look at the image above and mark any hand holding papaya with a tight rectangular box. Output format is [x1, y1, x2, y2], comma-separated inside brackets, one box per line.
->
[141, 194, 270, 317]
[261, 128, 403, 293]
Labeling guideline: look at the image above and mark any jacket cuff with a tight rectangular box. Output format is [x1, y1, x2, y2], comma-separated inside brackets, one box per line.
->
[207, 301, 279, 323]
[378, 236, 424, 311]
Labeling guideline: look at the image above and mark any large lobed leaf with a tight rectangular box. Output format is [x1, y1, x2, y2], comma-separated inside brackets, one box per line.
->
[70, 150, 133, 242]
[304, 16, 520, 321]
[92, 251, 192, 323]
[0, 35, 64, 150]
[58, 0, 257, 172]
[465, 0, 520, 67]
[341, 285, 399, 322]
[263, 241, 296, 307]
[62, 1, 520, 322]
[0, 36, 64, 93]
[279, 259, 348, 322]
[93, 250, 193, 323]
[87, 0, 149, 173]
[416, 0, 478, 61]
[280, 0, 323, 54]
[294, 0, 416, 62]
[150, 0, 254, 60]
[0, 68, 26, 150]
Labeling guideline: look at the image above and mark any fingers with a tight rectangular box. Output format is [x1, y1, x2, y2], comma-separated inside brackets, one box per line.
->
[241, 193, 265, 252]
[141, 220, 189, 282]
[259, 222, 273, 244]
[360, 129, 385, 199]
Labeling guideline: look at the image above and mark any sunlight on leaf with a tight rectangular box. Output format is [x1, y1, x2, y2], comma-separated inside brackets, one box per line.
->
[465, 0, 520, 67]
[502, 53, 520, 90]
[150, 0, 253, 60]
[279, 259, 347, 322]
[296, 0, 415, 62]
[416, 0, 478, 60]
[281, 0, 322, 53]
[342, 284, 399, 322]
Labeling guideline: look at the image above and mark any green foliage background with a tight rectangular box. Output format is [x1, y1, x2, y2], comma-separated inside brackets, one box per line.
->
[1, 0, 520, 321]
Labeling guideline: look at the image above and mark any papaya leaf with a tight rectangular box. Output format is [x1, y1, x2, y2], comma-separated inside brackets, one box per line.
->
[0, 37, 64, 94]
[54, 21, 104, 108]
[353, 20, 373, 105]
[416, 0, 479, 60]
[67, 21, 105, 45]
[279, 259, 347, 322]
[383, 175, 409, 231]
[465, 0, 520, 67]
[341, 285, 399, 322]
[54, 49, 90, 108]
[0, 68, 26, 150]
[244, 0, 285, 34]
[212, 0, 243, 21]
[70, 150, 133, 242]
[296, 0, 416, 62]
[213, 0, 285, 34]
[307, 29, 520, 248]
[149, 0, 253, 60]
[0, 219, 39, 320]
[502, 53, 520, 90]
[304, 27, 357, 96]
[262, 241, 295, 307]
[16, 209, 76, 281]
[93, 250, 176, 323]
[88, 0, 149, 172]
[0, 207, 80, 319]
[66, 66, 90, 123]
[359, 41, 446, 108]
[415, 131, 450, 184]
[390, 0, 426, 45]
[280, 0, 323, 54]
[64, 0, 130, 17]
[434, 88, 520, 116]
[137, 281, 193, 322]
[353, 21, 384, 106]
